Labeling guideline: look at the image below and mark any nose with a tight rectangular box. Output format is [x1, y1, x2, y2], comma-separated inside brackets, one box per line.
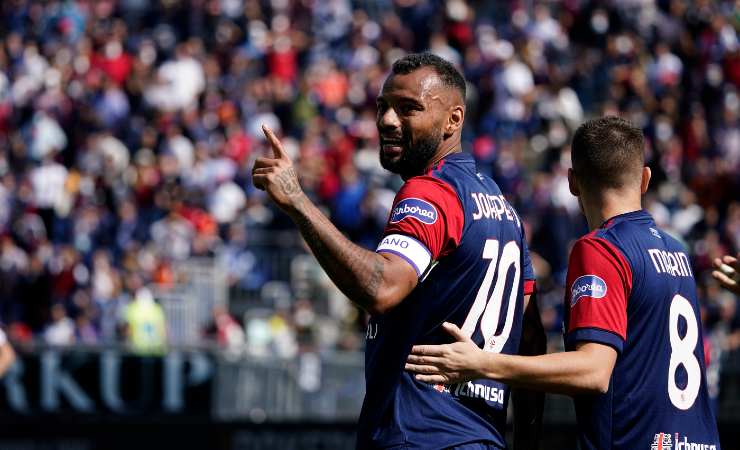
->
[378, 106, 401, 132]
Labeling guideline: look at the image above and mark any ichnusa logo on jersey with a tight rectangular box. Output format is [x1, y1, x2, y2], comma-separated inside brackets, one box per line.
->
[651, 432, 717, 450]
[570, 275, 607, 306]
[390, 198, 437, 225]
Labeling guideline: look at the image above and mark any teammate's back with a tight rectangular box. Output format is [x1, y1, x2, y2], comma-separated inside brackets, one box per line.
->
[404, 116, 721, 450]
[566, 210, 720, 450]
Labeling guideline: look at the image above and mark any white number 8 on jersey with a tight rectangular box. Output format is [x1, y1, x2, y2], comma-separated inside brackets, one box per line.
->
[668, 294, 701, 410]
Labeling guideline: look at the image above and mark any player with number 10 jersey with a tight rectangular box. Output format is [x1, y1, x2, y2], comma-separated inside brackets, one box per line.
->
[362, 152, 536, 449]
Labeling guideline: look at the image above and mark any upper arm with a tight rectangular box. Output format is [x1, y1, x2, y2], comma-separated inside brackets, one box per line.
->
[373, 176, 463, 312]
[564, 237, 632, 353]
[375, 251, 419, 309]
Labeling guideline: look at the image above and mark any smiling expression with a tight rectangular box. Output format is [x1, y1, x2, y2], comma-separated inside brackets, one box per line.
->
[376, 67, 452, 179]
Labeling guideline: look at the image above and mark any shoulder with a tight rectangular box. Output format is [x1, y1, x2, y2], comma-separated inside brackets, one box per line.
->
[399, 175, 459, 199]
[570, 233, 632, 278]
[394, 175, 462, 218]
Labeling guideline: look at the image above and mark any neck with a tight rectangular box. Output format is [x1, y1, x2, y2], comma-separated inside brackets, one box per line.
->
[400, 139, 462, 181]
[428, 138, 462, 167]
[582, 190, 643, 231]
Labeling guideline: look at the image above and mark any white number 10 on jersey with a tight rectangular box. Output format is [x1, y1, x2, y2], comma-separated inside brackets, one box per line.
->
[461, 239, 521, 353]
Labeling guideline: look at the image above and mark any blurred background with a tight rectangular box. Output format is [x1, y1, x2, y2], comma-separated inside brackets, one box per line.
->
[0, 0, 738, 449]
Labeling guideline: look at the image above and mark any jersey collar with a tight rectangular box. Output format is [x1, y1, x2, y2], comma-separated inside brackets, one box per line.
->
[600, 209, 652, 229]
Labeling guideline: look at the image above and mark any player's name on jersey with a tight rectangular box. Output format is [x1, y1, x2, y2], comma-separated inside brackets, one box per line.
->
[648, 249, 693, 278]
[450, 381, 505, 405]
[470, 192, 519, 225]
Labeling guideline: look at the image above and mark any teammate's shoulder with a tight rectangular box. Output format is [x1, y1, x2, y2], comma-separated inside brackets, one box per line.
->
[572, 231, 626, 261]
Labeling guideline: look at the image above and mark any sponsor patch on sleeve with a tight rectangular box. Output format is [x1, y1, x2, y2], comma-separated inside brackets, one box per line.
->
[389, 198, 438, 225]
[376, 234, 432, 277]
[570, 275, 607, 306]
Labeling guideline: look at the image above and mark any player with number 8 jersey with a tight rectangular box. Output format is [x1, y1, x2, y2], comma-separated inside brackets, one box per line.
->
[404, 116, 720, 450]
[565, 209, 719, 449]
[365, 152, 537, 448]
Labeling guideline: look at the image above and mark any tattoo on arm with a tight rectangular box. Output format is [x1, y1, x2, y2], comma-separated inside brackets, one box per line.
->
[276, 168, 301, 196]
[291, 196, 387, 307]
[366, 258, 384, 298]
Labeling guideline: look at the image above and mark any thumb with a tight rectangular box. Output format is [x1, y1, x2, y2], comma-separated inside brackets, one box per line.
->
[262, 124, 288, 160]
[442, 322, 471, 343]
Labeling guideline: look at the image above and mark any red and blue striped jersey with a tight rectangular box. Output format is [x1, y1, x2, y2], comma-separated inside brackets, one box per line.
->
[564, 210, 720, 450]
[360, 152, 536, 449]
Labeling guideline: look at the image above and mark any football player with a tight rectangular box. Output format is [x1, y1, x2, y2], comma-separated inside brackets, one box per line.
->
[406, 116, 721, 450]
[253, 53, 544, 450]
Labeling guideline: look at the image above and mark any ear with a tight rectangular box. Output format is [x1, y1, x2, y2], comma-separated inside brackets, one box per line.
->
[640, 166, 651, 194]
[445, 105, 464, 138]
[568, 168, 580, 196]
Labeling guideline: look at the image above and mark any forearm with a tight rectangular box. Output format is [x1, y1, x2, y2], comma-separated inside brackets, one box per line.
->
[287, 194, 409, 314]
[482, 348, 611, 396]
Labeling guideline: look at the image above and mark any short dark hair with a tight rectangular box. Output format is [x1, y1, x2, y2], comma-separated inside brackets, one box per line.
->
[571, 116, 645, 190]
[391, 52, 466, 100]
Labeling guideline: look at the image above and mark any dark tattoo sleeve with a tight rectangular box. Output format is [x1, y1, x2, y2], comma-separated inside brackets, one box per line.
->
[289, 196, 394, 311]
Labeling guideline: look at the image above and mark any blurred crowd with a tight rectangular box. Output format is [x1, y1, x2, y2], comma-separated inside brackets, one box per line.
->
[0, 0, 738, 374]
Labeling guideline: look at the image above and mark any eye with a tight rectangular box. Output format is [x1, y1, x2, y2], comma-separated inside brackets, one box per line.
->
[376, 100, 388, 114]
[398, 103, 418, 115]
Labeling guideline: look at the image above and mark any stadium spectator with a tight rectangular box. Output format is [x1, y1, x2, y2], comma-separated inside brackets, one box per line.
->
[44, 303, 75, 345]
[122, 287, 167, 355]
[0, 0, 735, 364]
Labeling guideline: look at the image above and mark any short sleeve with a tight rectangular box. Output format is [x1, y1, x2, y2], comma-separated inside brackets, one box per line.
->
[0, 328, 7, 346]
[520, 222, 536, 295]
[564, 237, 632, 353]
[376, 176, 463, 278]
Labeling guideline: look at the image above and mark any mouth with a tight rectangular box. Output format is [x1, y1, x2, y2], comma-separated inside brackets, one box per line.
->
[381, 137, 404, 155]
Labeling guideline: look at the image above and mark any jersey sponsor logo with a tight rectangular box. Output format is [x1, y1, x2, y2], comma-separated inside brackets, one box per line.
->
[651, 433, 717, 450]
[570, 275, 607, 306]
[451, 381, 505, 405]
[389, 198, 437, 225]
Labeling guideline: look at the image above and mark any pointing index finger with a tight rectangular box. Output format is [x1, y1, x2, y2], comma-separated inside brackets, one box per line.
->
[262, 124, 287, 160]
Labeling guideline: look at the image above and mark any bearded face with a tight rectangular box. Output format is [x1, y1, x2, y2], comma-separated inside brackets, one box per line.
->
[376, 69, 452, 180]
[379, 126, 443, 178]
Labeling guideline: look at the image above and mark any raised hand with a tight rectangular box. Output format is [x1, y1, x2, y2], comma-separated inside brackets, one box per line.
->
[712, 254, 740, 295]
[405, 322, 485, 384]
[252, 124, 305, 211]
